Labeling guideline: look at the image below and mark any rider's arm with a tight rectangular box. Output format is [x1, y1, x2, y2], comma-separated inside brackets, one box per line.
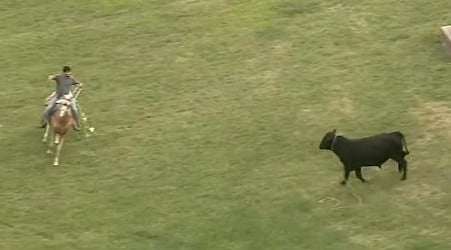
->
[72, 77, 84, 88]
[48, 75, 56, 83]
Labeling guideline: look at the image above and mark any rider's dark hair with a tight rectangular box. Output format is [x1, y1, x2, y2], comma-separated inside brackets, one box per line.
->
[62, 66, 71, 72]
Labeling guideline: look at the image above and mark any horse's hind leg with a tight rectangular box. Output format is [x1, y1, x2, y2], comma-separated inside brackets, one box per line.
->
[53, 135, 65, 166]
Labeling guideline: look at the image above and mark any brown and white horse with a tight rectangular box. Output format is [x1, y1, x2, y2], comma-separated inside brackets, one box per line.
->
[42, 92, 76, 165]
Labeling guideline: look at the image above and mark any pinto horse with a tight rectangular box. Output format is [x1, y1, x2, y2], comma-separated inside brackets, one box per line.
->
[42, 90, 78, 165]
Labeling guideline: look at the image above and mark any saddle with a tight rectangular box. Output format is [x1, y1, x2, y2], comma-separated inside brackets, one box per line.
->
[55, 93, 73, 106]
[47, 93, 73, 117]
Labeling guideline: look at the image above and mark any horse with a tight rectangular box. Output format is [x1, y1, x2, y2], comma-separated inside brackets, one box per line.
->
[41, 91, 77, 165]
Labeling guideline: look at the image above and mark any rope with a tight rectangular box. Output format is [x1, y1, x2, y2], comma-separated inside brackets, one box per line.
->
[73, 88, 95, 138]
[77, 103, 94, 137]
[318, 183, 364, 211]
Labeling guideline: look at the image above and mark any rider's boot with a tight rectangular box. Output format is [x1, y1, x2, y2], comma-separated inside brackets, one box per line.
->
[73, 123, 81, 131]
[71, 108, 82, 132]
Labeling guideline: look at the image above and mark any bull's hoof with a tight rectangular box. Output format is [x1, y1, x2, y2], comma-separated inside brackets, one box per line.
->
[340, 180, 346, 185]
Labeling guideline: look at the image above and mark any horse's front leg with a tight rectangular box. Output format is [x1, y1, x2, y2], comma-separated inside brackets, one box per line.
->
[53, 134, 65, 166]
[42, 123, 50, 143]
[47, 131, 54, 155]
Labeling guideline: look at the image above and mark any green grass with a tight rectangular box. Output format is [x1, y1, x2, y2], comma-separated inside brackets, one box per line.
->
[2, 0, 451, 249]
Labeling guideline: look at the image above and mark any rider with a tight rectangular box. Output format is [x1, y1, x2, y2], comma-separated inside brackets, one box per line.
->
[39, 66, 83, 131]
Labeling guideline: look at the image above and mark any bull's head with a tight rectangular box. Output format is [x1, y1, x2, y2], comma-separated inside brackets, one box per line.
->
[319, 129, 337, 150]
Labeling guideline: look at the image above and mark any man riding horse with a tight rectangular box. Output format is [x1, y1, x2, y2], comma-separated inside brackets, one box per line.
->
[39, 65, 83, 131]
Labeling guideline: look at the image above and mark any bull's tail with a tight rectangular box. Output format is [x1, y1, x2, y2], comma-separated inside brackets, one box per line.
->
[393, 131, 409, 156]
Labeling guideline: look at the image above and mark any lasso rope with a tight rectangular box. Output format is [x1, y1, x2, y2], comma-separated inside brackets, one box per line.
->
[77, 103, 95, 138]
[73, 87, 95, 138]
[318, 183, 363, 211]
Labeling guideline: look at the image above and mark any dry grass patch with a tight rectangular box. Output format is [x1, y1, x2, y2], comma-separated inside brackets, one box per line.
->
[348, 234, 387, 249]
[171, 0, 227, 10]
[349, 14, 370, 36]
[394, 182, 446, 202]
[410, 99, 451, 143]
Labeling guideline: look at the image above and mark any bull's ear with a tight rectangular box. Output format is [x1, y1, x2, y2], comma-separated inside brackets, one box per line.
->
[332, 129, 337, 134]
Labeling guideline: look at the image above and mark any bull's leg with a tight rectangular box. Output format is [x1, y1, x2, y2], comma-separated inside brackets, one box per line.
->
[399, 159, 407, 180]
[355, 168, 367, 183]
[341, 169, 351, 185]
[392, 155, 408, 180]
[53, 134, 64, 166]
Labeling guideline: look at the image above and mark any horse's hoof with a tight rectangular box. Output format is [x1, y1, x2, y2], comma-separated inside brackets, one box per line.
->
[46, 150, 52, 155]
[53, 162, 59, 166]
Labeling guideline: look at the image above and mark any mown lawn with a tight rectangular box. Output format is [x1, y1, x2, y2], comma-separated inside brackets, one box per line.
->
[1, 0, 451, 249]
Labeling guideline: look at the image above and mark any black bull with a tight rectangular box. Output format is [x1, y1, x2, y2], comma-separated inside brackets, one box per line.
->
[319, 129, 409, 185]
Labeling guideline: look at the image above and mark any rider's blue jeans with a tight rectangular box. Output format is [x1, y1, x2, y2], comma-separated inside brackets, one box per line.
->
[41, 96, 80, 125]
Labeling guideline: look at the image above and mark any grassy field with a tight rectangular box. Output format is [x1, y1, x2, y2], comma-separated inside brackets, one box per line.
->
[1, 0, 451, 249]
